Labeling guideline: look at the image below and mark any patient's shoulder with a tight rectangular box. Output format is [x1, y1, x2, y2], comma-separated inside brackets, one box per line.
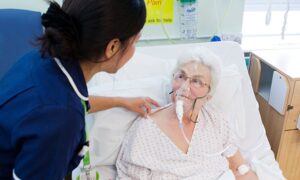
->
[130, 116, 149, 128]
[124, 115, 162, 146]
[203, 103, 232, 131]
[204, 103, 225, 118]
[122, 116, 149, 143]
[128, 104, 171, 138]
[202, 103, 226, 126]
[129, 115, 156, 134]
[136, 104, 171, 128]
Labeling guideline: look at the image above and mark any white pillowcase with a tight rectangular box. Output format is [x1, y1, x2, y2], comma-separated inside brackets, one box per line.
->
[209, 64, 243, 108]
[87, 52, 173, 86]
[116, 52, 173, 80]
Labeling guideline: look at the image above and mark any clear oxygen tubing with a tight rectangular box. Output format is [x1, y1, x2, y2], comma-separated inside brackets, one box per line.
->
[212, 0, 233, 37]
[175, 81, 191, 145]
[175, 95, 235, 157]
[194, 107, 265, 157]
[160, 0, 175, 44]
[175, 99, 190, 145]
[177, 97, 233, 157]
[174, 80, 209, 145]
[174, 81, 233, 157]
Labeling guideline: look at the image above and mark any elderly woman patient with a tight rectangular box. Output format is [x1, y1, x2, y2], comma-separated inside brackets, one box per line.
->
[116, 47, 258, 180]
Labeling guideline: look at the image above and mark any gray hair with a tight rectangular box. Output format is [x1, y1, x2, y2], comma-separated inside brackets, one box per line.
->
[174, 47, 222, 96]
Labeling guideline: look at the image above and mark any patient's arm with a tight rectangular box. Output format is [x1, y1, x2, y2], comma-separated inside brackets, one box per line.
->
[88, 96, 159, 116]
[227, 151, 258, 180]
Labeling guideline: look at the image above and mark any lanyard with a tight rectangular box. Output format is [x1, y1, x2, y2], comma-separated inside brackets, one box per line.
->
[81, 100, 91, 168]
[53, 58, 91, 166]
[80, 90, 100, 180]
[54, 58, 99, 179]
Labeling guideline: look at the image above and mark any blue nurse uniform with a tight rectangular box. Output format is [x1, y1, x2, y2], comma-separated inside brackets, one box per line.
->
[0, 50, 89, 179]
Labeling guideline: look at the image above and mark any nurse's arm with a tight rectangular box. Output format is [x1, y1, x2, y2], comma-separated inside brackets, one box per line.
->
[227, 151, 258, 180]
[88, 96, 159, 116]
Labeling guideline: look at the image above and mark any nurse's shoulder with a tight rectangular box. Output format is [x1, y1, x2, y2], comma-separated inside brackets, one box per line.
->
[0, 50, 84, 128]
[1, 50, 80, 105]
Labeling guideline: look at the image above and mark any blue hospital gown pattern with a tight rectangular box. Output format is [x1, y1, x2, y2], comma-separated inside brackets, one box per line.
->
[116, 104, 238, 180]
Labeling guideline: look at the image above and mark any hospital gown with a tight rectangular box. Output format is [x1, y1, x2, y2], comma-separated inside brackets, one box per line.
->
[116, 104, 238, 180]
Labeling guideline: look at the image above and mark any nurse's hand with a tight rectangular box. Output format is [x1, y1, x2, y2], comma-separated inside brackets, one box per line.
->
[120, 97, 160, 117]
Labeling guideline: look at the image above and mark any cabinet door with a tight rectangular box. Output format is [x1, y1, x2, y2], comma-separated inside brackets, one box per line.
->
[268, 106, 285, 156]
[277, 130, 300, 180]
[286, 81, 300, 130]
[269, 71, 289, 115]
[256, 94, 284, 156]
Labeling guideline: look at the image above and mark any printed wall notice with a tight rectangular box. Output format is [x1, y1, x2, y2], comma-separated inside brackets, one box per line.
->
[145, 0, 174, 24]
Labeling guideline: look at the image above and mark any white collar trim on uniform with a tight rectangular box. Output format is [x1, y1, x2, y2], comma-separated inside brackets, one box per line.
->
[13, 169, 21, 180]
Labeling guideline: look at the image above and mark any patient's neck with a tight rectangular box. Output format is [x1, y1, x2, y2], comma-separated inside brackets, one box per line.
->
[168, 104, 197, 126]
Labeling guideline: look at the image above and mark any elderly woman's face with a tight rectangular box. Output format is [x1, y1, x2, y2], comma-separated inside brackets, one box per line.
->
[172, 62, 211, 103]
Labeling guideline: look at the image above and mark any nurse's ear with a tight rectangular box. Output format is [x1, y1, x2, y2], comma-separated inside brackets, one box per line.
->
[105, 38, 121, 59]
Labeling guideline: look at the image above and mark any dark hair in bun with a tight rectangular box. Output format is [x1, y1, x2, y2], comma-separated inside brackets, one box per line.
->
[37, 0, 146, 63]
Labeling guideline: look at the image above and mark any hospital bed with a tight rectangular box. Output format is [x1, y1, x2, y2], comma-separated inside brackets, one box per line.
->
[0, 8, 284, 180]
[74, 41, 285, 179]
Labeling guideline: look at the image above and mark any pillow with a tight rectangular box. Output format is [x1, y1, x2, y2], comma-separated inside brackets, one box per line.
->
[115, 52, 173, 80]
[87, 52, 173, 87]
[208, 64, 246, 139]
[209, 64, 243, 108]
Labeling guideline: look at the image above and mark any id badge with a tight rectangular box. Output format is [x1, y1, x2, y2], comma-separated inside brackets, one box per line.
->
[76, 169, 100, 180]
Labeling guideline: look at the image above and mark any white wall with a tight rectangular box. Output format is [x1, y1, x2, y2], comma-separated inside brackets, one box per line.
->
[241, 0, 300, 51]
[0, 0, 245, 41]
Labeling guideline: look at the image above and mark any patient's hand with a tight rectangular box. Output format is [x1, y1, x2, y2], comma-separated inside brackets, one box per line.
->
[121, 97, 160, 117]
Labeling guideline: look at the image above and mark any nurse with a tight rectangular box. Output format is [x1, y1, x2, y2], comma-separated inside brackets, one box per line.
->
[0, 0, 146, 179]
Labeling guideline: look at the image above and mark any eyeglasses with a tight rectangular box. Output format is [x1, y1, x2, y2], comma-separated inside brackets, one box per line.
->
[173, 72, 210, 89]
